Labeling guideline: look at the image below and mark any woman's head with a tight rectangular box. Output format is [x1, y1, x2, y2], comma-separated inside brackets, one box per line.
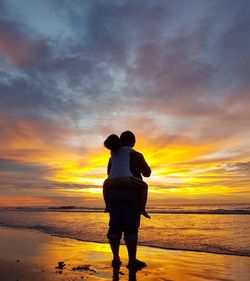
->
[104, 134, 121, 152]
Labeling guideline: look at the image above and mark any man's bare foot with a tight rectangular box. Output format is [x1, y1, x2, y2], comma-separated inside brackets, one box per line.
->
[141, 210, 151, 219]
[126, 259, 147, 269]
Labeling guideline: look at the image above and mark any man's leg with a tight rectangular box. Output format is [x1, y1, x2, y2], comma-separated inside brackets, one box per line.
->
[125, 239, 137, 264]
[123, 209, 146, 268]
[107, 208, 122, 267]
[109, 238, 121, 264]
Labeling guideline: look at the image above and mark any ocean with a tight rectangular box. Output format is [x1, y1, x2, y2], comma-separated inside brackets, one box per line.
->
[0, 203, 249, 257]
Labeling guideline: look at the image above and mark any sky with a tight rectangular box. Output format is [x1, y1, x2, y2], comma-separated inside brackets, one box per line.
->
[0, 0, 250, 207]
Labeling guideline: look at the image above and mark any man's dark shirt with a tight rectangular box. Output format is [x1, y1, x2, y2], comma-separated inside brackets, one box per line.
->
[107, 149, 151, 179]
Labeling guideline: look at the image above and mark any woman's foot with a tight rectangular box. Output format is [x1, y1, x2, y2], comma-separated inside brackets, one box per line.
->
[141, 210, 151, 219]
[104, 207, 109, 213]
[126, 259, 147, 269]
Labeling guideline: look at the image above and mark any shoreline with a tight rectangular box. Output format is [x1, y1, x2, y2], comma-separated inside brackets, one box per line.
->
[1, 225, 250, 258]
[0, 226, 250, 281]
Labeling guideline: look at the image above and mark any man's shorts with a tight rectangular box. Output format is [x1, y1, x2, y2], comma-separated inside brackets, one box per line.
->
[104, 177, 147, 190]
[107, 188, 140, 242]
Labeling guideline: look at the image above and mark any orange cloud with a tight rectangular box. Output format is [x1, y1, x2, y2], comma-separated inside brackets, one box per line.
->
[0, 197, 57, 207]
[0, 23, 46, 67]
[1, 112, 249, 205]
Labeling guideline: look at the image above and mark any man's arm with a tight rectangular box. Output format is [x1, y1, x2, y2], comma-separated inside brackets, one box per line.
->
[138, 153, 151, 177]
[104, 159, 111, 212]
[107, 158, 111, 175]
[103, 180, 109, 212]
[130, 151, 151, 179]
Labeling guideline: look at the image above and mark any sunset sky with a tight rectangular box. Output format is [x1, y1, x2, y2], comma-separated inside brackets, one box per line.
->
[0, 0, 250, 207]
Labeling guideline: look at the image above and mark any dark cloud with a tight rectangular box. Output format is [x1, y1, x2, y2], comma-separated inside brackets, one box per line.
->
[0, 158, 51, 173]
[0, 1, 5, 15]
[0, 19, 47, 67]
[0, 115, 90, 161]
[0, 158, 99, 192]
[125, 1, 250, 101]
[1, 0, 249, 124]
[0, 158, 55, 191]
[0, 76, 80, 120]
[220, 162, 250, 176]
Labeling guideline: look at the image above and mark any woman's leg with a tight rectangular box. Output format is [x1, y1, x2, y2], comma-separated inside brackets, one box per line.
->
[131, 178, 150, 218]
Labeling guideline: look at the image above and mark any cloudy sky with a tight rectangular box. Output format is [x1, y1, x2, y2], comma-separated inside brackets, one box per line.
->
[0, 0, 250, 207]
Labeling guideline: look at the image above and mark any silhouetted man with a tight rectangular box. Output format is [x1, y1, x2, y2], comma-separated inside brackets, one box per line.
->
[106, 131, 151, 269]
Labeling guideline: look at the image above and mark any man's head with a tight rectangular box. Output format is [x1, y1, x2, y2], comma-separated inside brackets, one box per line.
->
[120, 131, 136, 147]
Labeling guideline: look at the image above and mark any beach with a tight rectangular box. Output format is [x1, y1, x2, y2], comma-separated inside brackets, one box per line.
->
[0, 227, 250, 281]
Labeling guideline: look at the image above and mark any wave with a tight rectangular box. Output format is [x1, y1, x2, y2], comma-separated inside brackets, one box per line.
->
[1, 206, 250, 215]
[1, 223, 250, 258]
[150, 209, 250, 215]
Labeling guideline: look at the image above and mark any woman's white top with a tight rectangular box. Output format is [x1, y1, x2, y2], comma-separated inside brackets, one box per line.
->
[108, 146, 133, 179]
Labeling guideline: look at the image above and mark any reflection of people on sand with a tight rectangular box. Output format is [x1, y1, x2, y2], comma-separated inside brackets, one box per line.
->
[112, 265, 138, 281]
[103, 131, 151, 270]
[128, 267, 138, 281]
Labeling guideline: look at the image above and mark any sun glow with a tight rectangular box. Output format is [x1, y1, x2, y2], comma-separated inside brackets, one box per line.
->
[2, 122, 249, 205]
[71, 187, 102, 194]
[34, 138, 249, 201]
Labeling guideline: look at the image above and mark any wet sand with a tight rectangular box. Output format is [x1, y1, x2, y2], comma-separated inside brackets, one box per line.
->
[0, 226, 249, 281]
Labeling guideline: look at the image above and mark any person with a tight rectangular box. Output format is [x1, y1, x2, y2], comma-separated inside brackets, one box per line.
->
[103, 131, 151, 269]
[103, 134, 150, 218]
